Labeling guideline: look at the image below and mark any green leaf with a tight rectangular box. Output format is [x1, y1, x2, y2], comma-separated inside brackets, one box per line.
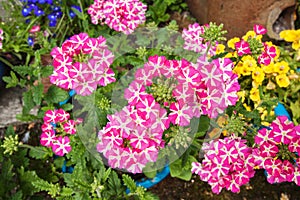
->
[107, 171, 124, 197]
[198, 115, 210, 132]
[122, 174, 136, 192]
[41, 65, 54, 77]
[16, 114, 38, 122]
[32, 179, 61, 198]
[22, 90, 35, 114]
[291, 101, 300, 119]
[3, 71, 19, 88]
[11, 191, 23, 200]
[61, 103, 73, 111]
[0, 159, 15, 196]
[12, 65, 33, 77]
[71, 7, 85, 19]
[29, 146, 52, 159]
[5, 125, 15, 136]
[60, 187, 74, 197]
[54, 156, 65, 170]
[18, 167, 41, 196]
[32, 84, 44, 105]
[45, 85, 69, 104]
[169, 155, 197, 181]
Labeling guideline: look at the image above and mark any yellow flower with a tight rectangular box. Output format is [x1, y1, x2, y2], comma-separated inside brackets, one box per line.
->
[233, 62, 244, 77]
[275, 74, 290, 87]
[252, 81, 260, 88]
[280, 29, 300, 50]
[243, 103, 251, 111]
[261, 121, 270, 126]
[227, 37, 240, 49]
[252, 67, 265, 84]
[216, 44, 225, 54]
[242, 55, 256, 69]
[237, 91, 246, 102]
[261, 63, 275, 74]
[242, 31, 256, 41]
[250, 87, 260, 102]
[274, 61, 290, 74]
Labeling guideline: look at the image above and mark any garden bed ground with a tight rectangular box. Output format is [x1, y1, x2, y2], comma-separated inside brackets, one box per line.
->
[1, 122, 300, 200]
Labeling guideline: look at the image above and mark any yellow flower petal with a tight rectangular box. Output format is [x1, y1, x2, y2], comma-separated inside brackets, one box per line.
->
[276, 74, 290, 87]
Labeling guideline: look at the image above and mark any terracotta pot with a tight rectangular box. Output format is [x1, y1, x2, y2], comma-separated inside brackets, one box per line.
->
[186, 0, 296, 40]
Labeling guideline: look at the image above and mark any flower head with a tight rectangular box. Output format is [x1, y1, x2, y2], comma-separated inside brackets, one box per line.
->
[88, 0, 147, 34]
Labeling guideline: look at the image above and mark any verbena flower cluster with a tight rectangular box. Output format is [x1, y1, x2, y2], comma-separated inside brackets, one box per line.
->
[50, 33, 116, 96]
[182, 23, 217, 55]
[88, 0, 147, 34]
[253, 116, 300, 185]
[191, 136, 256, 194]
[97, 54, 240, 173]
[41, 108, 81, 156]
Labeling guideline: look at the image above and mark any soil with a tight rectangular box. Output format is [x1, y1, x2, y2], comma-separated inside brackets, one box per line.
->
[2, 120, 300, 200]
[150, 170, 300, 200]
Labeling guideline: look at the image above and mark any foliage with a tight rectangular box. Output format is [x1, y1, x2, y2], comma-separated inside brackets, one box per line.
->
[0, 0, 300, 198]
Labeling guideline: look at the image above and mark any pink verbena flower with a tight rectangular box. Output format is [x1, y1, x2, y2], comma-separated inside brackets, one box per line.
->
[195, 56, 240, 118]
[40, 130, 56, 147]
[52, 136, 72, 156]
[192, 135, 256, 194]
[254, 116, 300, 184]
[235, 39, 251, 56]
[50, 33, 115, 96]
[88, 0, 147, 34]
[253, 24, 267, 35]
[182, 23, 217, 55]
[40, 109, 81, 156]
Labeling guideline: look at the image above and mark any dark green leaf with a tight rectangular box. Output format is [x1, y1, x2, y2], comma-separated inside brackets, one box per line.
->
[22, 90, 35, 114]
[61, 103, 73, 111]
[29, 146, 52, 159]
[45, 85, 69, 104]
[12, 65, 33, 77]
[32, 84, 44, 105]
[41, 65, 54, 77]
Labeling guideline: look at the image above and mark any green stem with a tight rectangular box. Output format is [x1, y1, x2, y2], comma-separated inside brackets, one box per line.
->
[0, 56, 14, 68]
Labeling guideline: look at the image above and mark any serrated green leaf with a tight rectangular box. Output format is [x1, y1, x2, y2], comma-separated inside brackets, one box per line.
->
[11, 190, 23, 200]
[5, 125, 15, 136]
[29, 146, 52, 159]
[54, 156, 65, 170]
[22, 90, 35, 114]
[41, 65, 54, 77]
[32, 179, 60, 198]
[122, 174, 137, 192]
[61, 103, 73, 111]
[291, 101, 300, 119]
[45, 85, 69, 104]
[18, 167, 41, 196]
[12, 65, 33, 77]
[32, 84, 44, 105]
[169, 155, 196, 181]
[3, 71, 19, 88]
[60, 187, 74, 197]
[107, 171, 123, 197]
[16, 113, 38, 122]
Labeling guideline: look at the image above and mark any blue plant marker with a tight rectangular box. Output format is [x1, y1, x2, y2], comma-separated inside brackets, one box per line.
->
[126, 165, 170, 194]
[58, 89, 76, 106]
[274, 103, 291, 120]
